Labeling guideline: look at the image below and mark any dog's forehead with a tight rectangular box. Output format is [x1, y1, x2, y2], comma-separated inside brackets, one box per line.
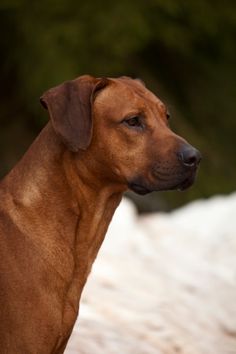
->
[115, 77, 161, 102]
[95, 77, 166, 116]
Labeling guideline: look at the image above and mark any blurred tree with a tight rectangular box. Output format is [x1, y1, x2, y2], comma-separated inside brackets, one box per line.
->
[0, 0, 235, 210]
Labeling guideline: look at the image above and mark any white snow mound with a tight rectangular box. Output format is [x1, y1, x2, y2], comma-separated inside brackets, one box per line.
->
[66, 194, 236, 354]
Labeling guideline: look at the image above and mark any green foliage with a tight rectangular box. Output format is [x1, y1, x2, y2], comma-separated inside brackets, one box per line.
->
[0, 0, 236, 210]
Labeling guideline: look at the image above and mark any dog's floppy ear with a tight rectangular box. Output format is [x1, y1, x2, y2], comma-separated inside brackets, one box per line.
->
[40, 75, 109, 152]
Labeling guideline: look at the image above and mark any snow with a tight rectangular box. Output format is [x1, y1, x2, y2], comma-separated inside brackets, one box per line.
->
[65, 193, 236, 354]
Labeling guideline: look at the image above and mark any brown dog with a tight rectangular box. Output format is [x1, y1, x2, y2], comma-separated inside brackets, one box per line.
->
[0, 75, 201, 353]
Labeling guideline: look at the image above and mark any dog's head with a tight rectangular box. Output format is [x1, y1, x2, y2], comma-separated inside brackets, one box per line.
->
[41, 75, 201, 194]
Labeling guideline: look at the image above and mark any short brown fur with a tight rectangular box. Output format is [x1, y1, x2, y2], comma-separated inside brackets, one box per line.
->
[0, 75, 200, 353]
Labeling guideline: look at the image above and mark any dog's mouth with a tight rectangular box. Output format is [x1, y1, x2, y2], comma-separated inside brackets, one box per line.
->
[172, 173, 196, 192]
[128, 183, 152, 195]
[128, 170, 197, 195]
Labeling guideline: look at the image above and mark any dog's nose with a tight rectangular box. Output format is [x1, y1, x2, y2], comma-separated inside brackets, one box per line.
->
[177, 145, 201, 167]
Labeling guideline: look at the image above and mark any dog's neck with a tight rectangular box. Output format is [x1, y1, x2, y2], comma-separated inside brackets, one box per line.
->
[3, 122, 123, 299]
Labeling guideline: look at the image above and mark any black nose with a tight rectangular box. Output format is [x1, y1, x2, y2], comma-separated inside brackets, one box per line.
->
[177, 145, 201, 167]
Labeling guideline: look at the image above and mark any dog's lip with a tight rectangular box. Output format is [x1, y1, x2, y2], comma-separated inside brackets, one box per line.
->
[176, 174, 196, 191]
[128, 182, 151, 195]
[155, 170, 197, 192]
[129, 169, 198, 194]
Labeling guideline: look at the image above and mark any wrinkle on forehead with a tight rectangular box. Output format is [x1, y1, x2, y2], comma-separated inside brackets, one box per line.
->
[94, 77, 166, 119]
[117, 77, 166, 114]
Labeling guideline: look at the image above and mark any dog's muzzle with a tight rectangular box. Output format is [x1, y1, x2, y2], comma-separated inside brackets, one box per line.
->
[128, 144, 201, 195]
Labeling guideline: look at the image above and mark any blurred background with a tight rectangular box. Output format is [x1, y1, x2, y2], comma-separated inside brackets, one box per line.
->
[0, 0, 235, 212]
[1, 4, 236, 352]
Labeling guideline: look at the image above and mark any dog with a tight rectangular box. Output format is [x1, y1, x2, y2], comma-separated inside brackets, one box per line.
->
[0, 75, 201, 353]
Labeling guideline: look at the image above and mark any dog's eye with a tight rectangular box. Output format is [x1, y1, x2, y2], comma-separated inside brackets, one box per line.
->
[124, 116, 143, 128]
